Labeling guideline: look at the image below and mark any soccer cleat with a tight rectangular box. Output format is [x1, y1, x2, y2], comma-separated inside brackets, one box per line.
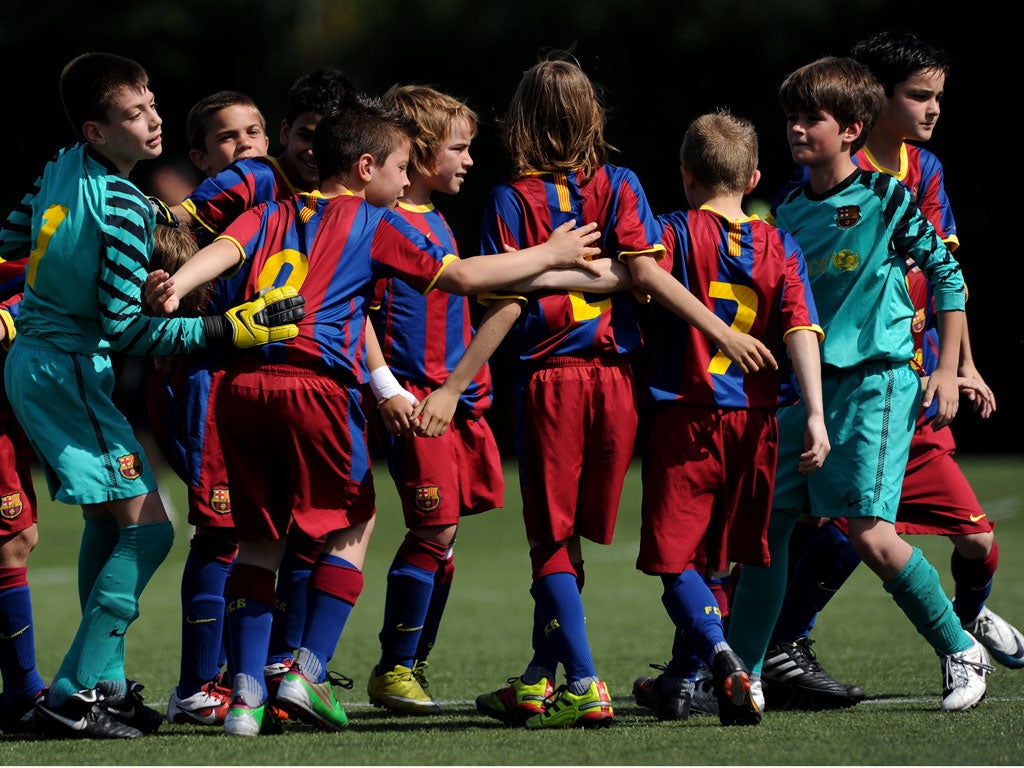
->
[33, 688, 143, 739]
[761, 637, 866, 710]
[0, 688, 46, 734]
[524, 680, 614, 729]
[750, 674, 765, 712]
[475, 676, 554, 725]
[368, 664, 442, 714]
[224, 697, 265, 737]
[688, 665, 718, 717]
[712, 648, 761, 726]
[264, 659, 293, 722]
[275, 664, 352, 731]
[632, 664, 692, 721]
[964, 606, 1024, 670]
[96, 679, 163, 734]
[166, 679, 233, 726]
[941, 636, 993, 712]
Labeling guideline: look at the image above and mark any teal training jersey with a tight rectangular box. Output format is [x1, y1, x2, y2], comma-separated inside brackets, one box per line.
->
[11, 144, 206, 355]
[772, 169, 964, 369]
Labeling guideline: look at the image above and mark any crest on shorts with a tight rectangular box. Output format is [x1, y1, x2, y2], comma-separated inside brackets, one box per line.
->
[836, 205, 860, 229]
[415, 485, 441, 512]
[210, 487, 231, 514]
[831, 250, 860, 271]
[118, 453, 143, 480]
[0, 493, 24, 520]
[912, 307, 926, 334]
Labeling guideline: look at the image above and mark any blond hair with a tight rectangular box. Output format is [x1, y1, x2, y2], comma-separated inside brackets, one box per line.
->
[382, 84, 478, 178]
[149, 224, 210, 316]
[680, 110, 758, 195]
[501, 53, 615, 178]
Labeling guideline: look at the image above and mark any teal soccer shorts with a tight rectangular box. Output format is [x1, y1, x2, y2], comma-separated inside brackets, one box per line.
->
[773, 361, 920, 522]
[4, 338, 157, 505]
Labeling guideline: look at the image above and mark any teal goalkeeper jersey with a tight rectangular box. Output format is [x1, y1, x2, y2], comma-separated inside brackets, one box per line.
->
[9, 144, 205, 355]
[772, 169, 964, 369]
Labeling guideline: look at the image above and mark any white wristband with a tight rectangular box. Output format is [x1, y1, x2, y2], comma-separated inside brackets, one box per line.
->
[369, 366, 418, 405]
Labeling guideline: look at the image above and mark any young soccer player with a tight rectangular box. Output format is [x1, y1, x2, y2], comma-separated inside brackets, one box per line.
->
[153, 73, 357, 726]
[363, 84, 507, 715]
[472, 55, 776, 730]
[145, 96, 603, 737]
[0, 293, 45, 733]
[725, 55, 989, 714]
[629, 110, 826, 727]
[758, 29, 1021, 711]
[0, 52, 303, 740]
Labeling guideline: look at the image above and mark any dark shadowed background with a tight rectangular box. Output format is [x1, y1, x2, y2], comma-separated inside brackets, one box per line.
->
[1, 0, 1017, 454]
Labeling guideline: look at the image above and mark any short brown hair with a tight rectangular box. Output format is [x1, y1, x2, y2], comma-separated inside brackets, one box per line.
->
[778, 56, 885, 155]
[680, 110, 758, 195]
[148, 224, 210, 316]
[59, 52, 150, 138]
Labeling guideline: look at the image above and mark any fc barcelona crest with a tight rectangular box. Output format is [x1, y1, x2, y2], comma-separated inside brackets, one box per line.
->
[415, 485, 441, 512]
[0, 492, 24, 520]
[836, 205, 861, 229]
[118, 453, 143, 480]
[210, 487, 232, 514]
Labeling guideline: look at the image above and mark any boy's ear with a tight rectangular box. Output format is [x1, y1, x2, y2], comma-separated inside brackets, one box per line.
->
[744, 169, 762, 194]
[279, 118, 291, 146]
[82, 120, 105, 145]
[189, 148, 212, 175]
[841, 120, 865, 146]
[355, 153, 375, 183]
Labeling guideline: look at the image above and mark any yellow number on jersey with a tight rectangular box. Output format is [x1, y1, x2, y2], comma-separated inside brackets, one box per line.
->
[26, 204, 69, 288]
[707, 281, 757, 375]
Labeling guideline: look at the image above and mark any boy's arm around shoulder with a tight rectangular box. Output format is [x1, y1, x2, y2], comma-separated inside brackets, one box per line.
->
[626, 250, 777, 374]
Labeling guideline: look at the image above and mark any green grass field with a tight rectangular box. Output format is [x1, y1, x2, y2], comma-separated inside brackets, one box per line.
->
[2, 453, 1023, 765]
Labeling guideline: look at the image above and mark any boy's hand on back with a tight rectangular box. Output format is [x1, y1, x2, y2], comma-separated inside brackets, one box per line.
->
[545, 219, 602, 273]
[719, 328, 778, 374]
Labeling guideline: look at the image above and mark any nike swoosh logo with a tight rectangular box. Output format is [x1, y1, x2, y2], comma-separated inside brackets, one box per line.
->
[110, 629, 126, 637]
[0, 624, 30, 640]
[395, 623, 424, 633]
[186, 616, 218, 625]
[969, 514, 986, 523]
[815, 582, 840, 593]
[38, 702, 88, 731]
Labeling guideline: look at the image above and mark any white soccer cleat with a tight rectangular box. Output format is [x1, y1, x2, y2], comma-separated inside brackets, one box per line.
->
[964, 606, 1024, 670]
[940, 636, 993, 712]
[750, 674, 765, 713]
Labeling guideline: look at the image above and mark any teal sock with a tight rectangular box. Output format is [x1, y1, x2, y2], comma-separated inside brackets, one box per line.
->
[78, 515, 120, 610]
[726, 509, 798, 676]
[883, 547, 972, 656]
[54, 521, 174, 694]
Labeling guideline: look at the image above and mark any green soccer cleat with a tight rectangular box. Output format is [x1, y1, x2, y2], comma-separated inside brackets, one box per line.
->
[475, 676, 554, 725]
[368, 664, 442, 714]
[224, 698, 265, 737]
[276, 664, 351, 731]
[524, 681, 614, 730]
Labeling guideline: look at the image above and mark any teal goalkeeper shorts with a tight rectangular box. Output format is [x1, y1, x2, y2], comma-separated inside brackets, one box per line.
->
[4, 337, 157, 505]
[772, 360, 920, 523]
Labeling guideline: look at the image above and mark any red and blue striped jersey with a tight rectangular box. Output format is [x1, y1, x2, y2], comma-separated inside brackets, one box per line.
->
[218, 191, 453, 383]
[183, 156, 305, 240]
[369, 201, 492, 416]
[647, 208, 822, 408]
[478, 164, 662, 361]
[854, 143, 957, 250]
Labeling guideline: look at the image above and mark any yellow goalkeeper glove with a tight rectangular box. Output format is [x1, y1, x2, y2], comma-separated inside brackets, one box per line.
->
[204, 286, 306, 349]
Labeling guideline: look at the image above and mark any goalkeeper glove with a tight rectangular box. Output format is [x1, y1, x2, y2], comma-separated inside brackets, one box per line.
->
[148, 196, 179, 228]
[203, 286, 306, 349]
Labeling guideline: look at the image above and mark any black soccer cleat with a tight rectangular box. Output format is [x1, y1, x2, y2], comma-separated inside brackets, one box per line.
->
[96, 679, 164, 734]
[33, 688, 143, 739]
[711, 648, 761, 726]
[632, 663, 692, 721]
[761, 637, 866, 711]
